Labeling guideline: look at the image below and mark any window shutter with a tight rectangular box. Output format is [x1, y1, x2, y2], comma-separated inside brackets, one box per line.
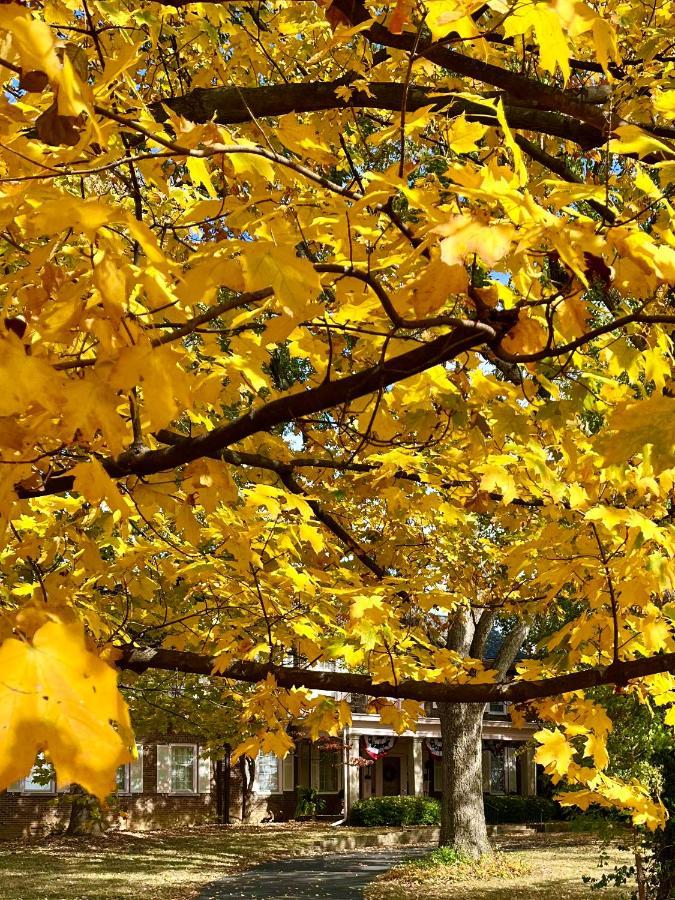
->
[131, 745, 144, 793]
[198, 749, 211, 793]
[481, 750, 491, 791]
[282, 752, 294, 792]
[433, 760, 442, 792]
[156, 744, 171, 793]
[310, 747, 320, 790]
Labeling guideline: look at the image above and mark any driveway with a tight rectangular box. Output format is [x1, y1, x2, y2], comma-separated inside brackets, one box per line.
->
[198, 846, 428, 899]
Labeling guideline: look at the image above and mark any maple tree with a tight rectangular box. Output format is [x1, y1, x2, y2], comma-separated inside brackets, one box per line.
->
[1, 0, 675, 857]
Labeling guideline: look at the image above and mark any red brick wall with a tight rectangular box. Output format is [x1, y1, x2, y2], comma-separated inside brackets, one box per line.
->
[0, 735, 347, 837]
[0, 735, 217, 839]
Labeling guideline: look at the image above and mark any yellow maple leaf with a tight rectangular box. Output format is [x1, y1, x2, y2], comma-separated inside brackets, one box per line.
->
[501, 313, 548, 355]
[503, 2, 571, 83]
[534, 728, 575, 777]
[435, 215, 514, 268]
[479, 464, 518, 504]
[93, 252, 127, 315]
[241, 242, 321, 309]
[583, 732, 609, 769]
[71, 459, 129, 517]
[186, 157, 218, 199]
[409, 257, 468, 317]
[556, 296, 590, 340]
[0, 621, 134, 799]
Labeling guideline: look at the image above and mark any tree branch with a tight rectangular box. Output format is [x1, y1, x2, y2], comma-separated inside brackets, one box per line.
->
[117, 644, 675, 704]
[149, 80, 604, 148]
[330, 0, 608, 132]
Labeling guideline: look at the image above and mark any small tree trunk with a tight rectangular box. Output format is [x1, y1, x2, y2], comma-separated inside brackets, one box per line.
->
[655, 826, 675, 900]
[240, 757, 255, 823]
[438, 701, 491, 858]
[66, 785, 104, 836]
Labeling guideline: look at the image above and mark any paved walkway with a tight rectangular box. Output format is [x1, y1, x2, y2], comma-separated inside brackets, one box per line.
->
[198, 846, 428, 899]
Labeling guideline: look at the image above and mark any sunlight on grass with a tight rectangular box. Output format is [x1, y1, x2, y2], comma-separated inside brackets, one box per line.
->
[0, 824, 349, 900]
[366, 833, 636, 900]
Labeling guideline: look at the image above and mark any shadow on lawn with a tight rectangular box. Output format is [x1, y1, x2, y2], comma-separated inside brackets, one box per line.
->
[0, 824, 349, 900]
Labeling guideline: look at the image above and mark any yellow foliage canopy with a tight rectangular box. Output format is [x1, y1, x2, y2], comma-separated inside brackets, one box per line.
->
[0, 0, 674, 824]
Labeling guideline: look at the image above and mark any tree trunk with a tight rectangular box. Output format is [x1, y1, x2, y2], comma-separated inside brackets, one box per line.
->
[438, 701, 491, 858]
[240, 756, 255, 823]
[66, 785, 104, 836]
[655, 823, 675, 900]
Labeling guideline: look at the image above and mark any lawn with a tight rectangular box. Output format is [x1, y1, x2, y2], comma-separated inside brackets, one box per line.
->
[0, 826, 638, 900]
[0, 824, 359, 900]
[366, 832, 637, 900]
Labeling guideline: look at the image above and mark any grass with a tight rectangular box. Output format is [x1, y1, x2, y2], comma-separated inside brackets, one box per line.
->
[0, 823, 365, 900]
[0, 825, 639, 900]
[366, 832, 637, 900]
[376, 844, 531, 886]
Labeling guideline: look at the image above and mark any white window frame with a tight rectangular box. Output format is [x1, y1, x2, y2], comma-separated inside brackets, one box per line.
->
[487, 701, 508, 715]
[254, 751, 283, 796]
[168, 743, 198, 795]
[116, 763, 131, 795]
[20, 760, 56, 795]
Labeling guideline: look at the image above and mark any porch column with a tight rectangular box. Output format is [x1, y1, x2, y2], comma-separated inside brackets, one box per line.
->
[345, 733, 360, 817]
[411, 737, 424, 796]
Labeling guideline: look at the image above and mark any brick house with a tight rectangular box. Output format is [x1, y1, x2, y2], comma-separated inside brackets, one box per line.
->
[0, 735, 215, 838]
[247, 696, 538, 823]
[0, 697, 537, 836]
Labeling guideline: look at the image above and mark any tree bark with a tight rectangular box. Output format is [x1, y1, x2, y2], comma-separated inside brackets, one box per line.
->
[439, 703, 492, 859]
[436, 614, 528, 858]
[240, 756, 255, 823]
[65, 785, 104, 836]
[149, 81, 603, 148]
[438, 701, 491, 858]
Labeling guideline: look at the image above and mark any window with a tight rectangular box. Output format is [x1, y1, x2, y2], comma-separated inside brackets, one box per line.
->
[256, 752, 281, 794]
[318, 750, 339, 793]
[170, 744, 196, 794]
[116, 744, 142, 794]
[488, 701, 507, 715]
[488, 749, 506, 794]
[116, 764, 130, 794]
[21, 757, 55, 793]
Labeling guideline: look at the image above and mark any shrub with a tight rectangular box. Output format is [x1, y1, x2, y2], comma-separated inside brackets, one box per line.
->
[349, 796, 441, 826]
[483, 794, 562, 824]
[350, 794, 563, 827]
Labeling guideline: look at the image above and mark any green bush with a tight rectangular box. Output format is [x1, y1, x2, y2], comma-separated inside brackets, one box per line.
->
[349, 796, 441, 826]
[350, 794, 562, 827]
[483, 794, 562, 824]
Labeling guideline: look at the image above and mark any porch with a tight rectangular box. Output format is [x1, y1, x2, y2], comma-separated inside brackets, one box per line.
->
[343, 729, 537, 817]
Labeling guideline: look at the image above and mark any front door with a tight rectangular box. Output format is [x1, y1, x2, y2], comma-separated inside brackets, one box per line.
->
[381, 757, 401, 796]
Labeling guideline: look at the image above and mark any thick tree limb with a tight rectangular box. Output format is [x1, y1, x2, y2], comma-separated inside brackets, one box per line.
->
[493, 622, 530, 680]
[469, 609, 497, 659]
[15, 319, 505, 497]
[105, 320, 506, 477]
[117, 644, 675, 703]
[330, 0, 609, 133]
[150, 80, 604, 148]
